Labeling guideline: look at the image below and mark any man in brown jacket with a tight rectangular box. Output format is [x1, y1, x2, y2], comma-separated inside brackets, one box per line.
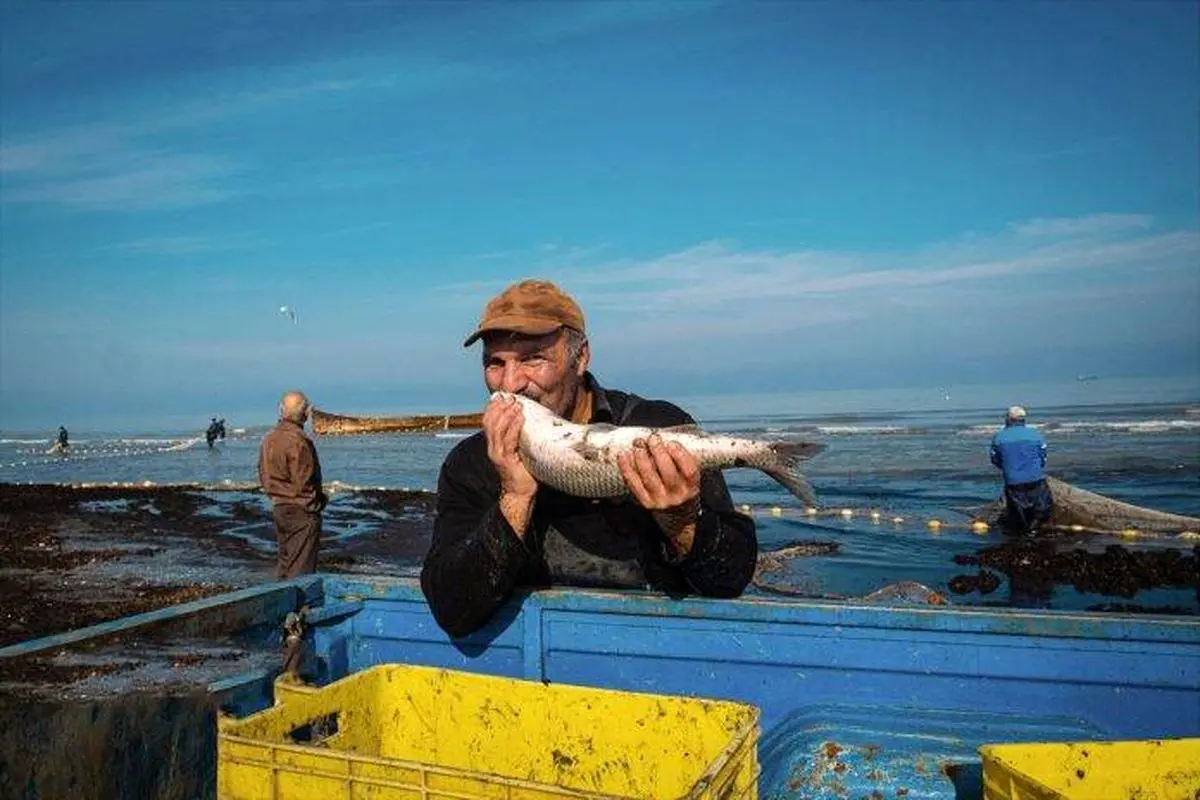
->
[258, 390, 328, 579]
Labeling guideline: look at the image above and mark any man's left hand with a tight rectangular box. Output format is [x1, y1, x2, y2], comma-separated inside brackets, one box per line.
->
[617, 434, 701, 555]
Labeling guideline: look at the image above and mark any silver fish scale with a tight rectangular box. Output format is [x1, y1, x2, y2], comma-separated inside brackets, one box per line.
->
[521, 431, 760, 498]
[526, 458, 630, 498]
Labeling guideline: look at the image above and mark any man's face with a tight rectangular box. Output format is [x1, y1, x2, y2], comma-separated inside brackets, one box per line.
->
[482, 329, 589, 418]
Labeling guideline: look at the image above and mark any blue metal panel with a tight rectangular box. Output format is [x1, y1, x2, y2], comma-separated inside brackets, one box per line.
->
[350, 636, 524, 678]
[538, 611, 1200, 735]
[208, 669, 278, 718]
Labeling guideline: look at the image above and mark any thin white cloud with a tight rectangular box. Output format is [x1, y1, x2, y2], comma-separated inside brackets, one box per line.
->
[3, 153, 237, 210]
[517, 0, 721, 45]
[0, 54, 493, 212]
[1003, 136, 1124, 166]
[433, 214, 1200, 350]
[1010, 213, 1153, 238]
[0, 79, 367, 176]
[102, 236, 215, 256]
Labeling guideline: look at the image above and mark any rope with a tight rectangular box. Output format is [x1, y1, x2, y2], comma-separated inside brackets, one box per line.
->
[734, 503, 1200, 541]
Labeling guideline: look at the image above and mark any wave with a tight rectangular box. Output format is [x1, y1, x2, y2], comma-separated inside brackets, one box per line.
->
[163, 437, 204, 452]
[814, 425, 922, 436]
[112, 437, 195, 446]
[752, 424, 930, 437]
[958, 420, 1200, 436]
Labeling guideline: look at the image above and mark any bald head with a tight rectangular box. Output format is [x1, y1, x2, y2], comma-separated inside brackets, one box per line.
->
[279, 390, 311, 424]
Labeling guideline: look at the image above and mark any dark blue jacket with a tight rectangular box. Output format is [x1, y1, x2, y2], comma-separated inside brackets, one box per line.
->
[990, 421, 1047, 485]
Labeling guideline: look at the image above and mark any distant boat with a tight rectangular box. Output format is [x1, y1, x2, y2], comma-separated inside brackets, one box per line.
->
[1076, 374, 1099, 382]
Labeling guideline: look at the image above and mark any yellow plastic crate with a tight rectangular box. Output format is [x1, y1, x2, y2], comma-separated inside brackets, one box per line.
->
[981, 737, 1200, 800]
[218, 664, 761, 800]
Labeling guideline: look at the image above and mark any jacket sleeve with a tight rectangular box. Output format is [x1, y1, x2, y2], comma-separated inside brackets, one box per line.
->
[420, 446, 532, 638]
[306, 440, 328, 510]
[294, 439, 322, 503]
[641, 403, 758, 597]
[989, 435, 1003, 469]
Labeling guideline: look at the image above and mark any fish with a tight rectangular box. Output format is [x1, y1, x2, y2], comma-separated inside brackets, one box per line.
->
[502, 392, 826, 505]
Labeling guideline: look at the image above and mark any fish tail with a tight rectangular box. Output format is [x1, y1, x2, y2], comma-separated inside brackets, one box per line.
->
[755, 442, 826, 506]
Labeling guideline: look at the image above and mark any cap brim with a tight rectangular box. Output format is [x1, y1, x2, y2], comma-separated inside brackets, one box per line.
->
[462, 317, 564, 348]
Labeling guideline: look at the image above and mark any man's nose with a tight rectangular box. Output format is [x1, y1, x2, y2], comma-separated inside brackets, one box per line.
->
[499, 364, 529, 394]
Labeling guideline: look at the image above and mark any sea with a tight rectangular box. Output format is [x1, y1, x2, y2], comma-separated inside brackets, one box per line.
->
[3, 376, 1198, 613]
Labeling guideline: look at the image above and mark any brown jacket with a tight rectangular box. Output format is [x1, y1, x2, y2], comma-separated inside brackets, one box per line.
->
[257, 420, 327, 513]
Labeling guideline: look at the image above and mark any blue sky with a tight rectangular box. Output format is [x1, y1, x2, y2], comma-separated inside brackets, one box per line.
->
[2, 1, 1197, 430]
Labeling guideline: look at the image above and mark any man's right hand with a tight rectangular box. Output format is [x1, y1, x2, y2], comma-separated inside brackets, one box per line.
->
[483, 394, 538, 535]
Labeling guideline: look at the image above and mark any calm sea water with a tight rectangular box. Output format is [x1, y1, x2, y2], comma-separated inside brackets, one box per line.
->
[3, 377, 1198, 612]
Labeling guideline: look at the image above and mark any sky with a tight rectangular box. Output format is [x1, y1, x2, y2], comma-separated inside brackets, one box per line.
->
[1, 1, 1198, 431]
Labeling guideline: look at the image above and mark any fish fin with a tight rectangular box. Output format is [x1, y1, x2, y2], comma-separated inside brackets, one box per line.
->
[657, 424, 701, 435]
[570, 439, 605, 462]
[757, 441, 827, 506]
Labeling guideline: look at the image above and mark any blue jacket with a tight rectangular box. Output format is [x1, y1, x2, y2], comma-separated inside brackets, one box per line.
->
[990, 421, 1047, 486]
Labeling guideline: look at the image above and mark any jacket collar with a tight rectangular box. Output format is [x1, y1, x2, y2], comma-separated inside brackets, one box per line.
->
[584, 372, 615, 423]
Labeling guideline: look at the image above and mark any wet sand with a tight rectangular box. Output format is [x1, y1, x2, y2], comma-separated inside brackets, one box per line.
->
[0, 483, 436, 649]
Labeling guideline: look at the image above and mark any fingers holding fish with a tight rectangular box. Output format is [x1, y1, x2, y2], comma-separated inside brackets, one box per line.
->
[619, 435, 701, 511]
[663, 438, 701, 490]
[483, 395, 537, 497]
[616, 450, 650, 507]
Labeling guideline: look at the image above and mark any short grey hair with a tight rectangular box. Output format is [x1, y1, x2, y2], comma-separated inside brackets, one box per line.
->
[563, 327, 588, 365]
[279, 390, 311, 424]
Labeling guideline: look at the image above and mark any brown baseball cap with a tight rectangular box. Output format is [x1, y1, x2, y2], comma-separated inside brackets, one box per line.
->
[462, 279, 586, 347]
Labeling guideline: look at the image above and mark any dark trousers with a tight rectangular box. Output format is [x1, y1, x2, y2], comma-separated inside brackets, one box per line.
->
[272, 504, 321, 579]
[1002, 480, 1054, 536]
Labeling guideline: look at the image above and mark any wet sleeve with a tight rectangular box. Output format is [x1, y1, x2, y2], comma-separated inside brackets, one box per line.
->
[420, 449, 532, 638]
[640, 402, 758, 597]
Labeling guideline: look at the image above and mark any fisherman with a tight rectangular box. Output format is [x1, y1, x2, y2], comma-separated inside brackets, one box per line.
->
[420, 279, 758, 638]
[217, 418, 227, 440]
[205, 417, 221, 449]
[55, 426, 69, 452]
[990, 405, 1053, 535]
[257, 391, 328, 579]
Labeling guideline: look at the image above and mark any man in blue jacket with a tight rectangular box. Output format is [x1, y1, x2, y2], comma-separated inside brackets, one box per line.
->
[990, 406, 1053, 535]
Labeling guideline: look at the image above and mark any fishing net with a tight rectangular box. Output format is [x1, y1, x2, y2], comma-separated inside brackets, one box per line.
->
[969, 476, 1200, 536]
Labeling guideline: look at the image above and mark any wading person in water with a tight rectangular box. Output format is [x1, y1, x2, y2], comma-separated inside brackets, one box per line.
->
[990, 405, 1053, 535]
[420, 279, 758, 638]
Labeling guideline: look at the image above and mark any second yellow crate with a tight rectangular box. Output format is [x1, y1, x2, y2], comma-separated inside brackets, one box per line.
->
[981, 737, 1200, 800]
[218, 664, 761, 800]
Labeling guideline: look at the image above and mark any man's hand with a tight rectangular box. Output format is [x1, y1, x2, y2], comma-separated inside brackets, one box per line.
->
[617, 434, 702, 556]
[483, 394, 538, 536]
